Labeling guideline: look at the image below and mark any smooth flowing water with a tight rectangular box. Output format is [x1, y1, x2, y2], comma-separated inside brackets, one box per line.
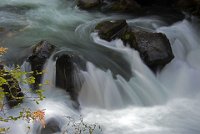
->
[1, 0, 200, 134]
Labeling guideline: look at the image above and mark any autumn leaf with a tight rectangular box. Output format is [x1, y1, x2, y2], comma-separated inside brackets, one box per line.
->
[0, 47, 8, 55]
[32, 109, 46, 128]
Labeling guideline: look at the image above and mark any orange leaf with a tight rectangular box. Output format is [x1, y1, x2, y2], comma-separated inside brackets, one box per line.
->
[0, 47, 7, 55]
[32, 109, 46, 128]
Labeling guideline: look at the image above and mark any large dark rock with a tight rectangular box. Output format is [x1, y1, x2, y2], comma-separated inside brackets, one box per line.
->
[174, 0, 200, 16]
[77, 0, 102, 9]
[104, 0, 141, 12]
[95, 20, 174, 70]
[133, 30, 174, 70]
[175, 0, 197, 8]
[135, 0, 173, 7]
[27, 40, 55, 90]
[95, 20, 128, 41]
[136, 0, 199, 17]
[55, 53, 85, 104]
[0, 65, 24, 108]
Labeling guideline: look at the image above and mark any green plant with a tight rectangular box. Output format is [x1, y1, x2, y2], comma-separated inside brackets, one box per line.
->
[0, 47, 46, 133]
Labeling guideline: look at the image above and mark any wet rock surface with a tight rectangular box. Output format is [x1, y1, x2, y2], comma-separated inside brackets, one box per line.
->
[27, 40, 86, 105]
[27, 40, 55, 90]
[95, 20, 128, 41]
[55, 53, 86, 104]
[133, 30, 174, 70]
[102, 0, 141, 13]
[76, 0, 199, 18]
[77, 0, 102, 9]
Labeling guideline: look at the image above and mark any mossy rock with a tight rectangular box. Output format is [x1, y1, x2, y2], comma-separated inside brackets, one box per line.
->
[120, 30, 138, 48]
[0, 66, 24, 108]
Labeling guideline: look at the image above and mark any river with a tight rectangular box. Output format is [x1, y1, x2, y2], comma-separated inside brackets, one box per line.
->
[1, 0, 200, 134]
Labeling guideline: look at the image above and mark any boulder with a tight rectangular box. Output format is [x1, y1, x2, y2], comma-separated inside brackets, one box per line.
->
[133, 30, 174, 70]
[27, 40, 55, 90]
[55, 53, 85, 104]
[0, 65, 24, 108]
[95, 20, 128, 41]
[77, 0, 102, 9]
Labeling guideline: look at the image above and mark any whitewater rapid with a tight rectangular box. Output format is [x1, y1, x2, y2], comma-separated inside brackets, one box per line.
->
[0, 0, 200, 134]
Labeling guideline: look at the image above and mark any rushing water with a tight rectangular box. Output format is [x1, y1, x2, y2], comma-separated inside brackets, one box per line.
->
[1, 0, 200, 134]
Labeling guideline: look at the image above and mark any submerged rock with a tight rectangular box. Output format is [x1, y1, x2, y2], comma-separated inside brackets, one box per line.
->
[55, 53, 85, 105]
[0, 23, 28, 38]
[40, 118, 61, 134]
[77, 0, 102, 9]
[0, 4, 37, 15]
[0, 65, 24, 108]
[27, 40, 55, 90]
[95, 20, 174, 70]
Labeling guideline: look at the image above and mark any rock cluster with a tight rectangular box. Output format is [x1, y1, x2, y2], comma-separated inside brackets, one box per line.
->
[26, 41, 85, 106]
[95, 20, 174, 70]
[76, 0, 200, 17]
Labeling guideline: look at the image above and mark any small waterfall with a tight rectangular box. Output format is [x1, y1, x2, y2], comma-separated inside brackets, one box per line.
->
[81, 31, 168, 109]
[79, 60, 167, 109]
[1, 0, 200, 133]
[157, 19, 200, 98]
[76, 18, 200, 134]
[79, 62, 125, 109]
[28, 57, 79, 134]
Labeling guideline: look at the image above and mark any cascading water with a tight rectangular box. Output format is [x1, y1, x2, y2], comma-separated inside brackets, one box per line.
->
[1, 0, 200, 134]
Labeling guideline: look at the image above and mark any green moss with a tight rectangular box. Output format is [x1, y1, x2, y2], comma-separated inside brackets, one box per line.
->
[120, 31, 137, 48]
[125, 33, 130, 40]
